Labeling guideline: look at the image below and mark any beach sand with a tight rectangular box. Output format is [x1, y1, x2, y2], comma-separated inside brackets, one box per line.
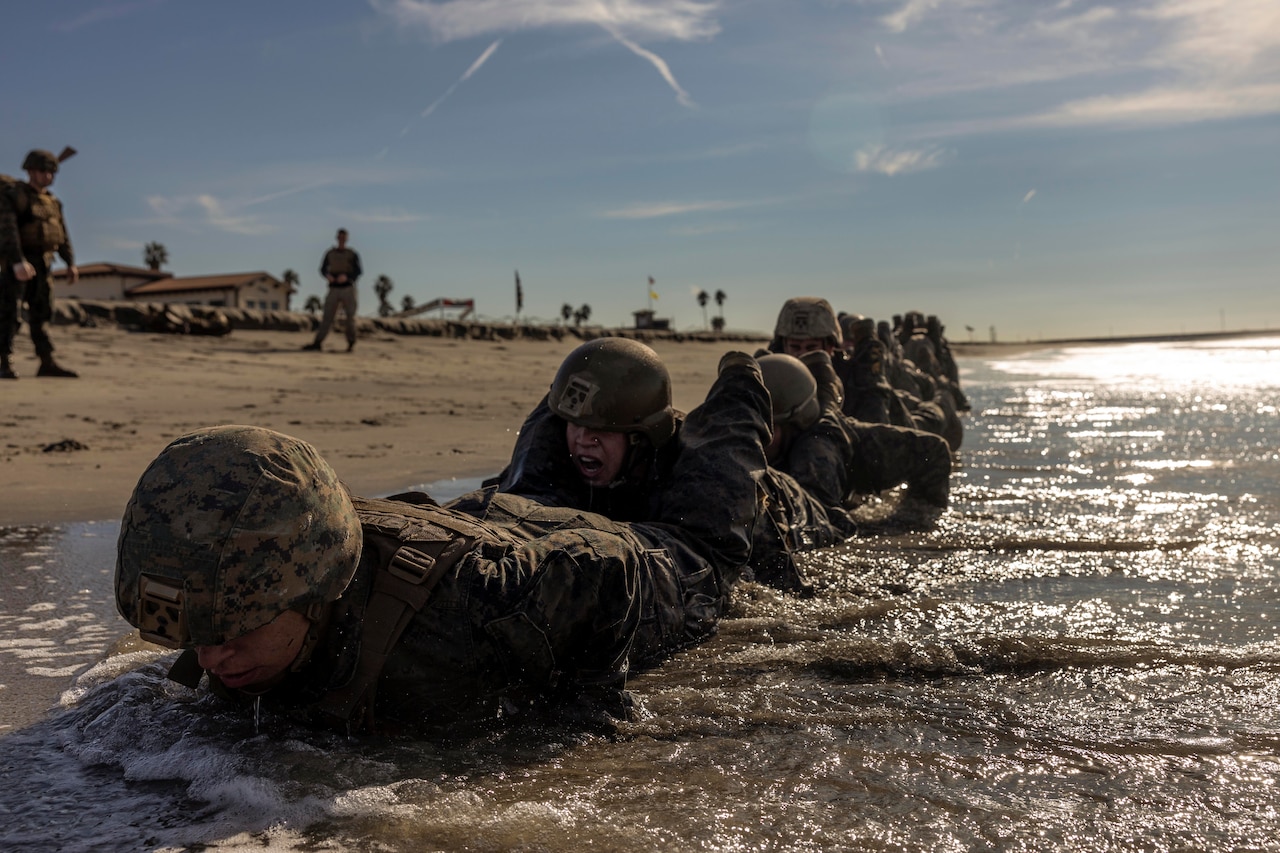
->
[1, 323, 760, 526]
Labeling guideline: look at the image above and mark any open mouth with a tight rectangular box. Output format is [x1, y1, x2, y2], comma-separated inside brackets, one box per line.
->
[574, 454, 605, 481]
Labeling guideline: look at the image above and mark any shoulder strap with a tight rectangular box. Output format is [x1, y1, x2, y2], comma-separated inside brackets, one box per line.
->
[313, 496, 485, 727]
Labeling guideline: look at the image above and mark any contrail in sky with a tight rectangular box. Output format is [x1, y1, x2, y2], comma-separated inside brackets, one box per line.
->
[600, 24, 694, 107]
[378, 38, 503, 158]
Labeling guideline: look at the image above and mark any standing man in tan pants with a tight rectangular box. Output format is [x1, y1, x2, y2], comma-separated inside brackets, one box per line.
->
[303, 228, 362, 352]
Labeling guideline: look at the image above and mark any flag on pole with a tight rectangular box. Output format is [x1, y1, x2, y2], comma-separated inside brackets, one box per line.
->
[515, 270, 523, 313]
[648, 276, 659, 301]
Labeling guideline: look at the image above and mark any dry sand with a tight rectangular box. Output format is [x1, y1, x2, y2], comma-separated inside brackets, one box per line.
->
[1, 323, 761, 526]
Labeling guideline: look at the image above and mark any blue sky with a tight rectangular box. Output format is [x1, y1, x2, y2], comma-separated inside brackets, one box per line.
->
[4, 0, 1278, 341]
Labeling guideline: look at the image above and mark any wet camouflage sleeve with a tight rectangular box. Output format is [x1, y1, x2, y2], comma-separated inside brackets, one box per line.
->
[748, 466, 853, 593]
[642, 356, 771, 575]
[378, 524, 642, 725]
[617, 356, 773, 661]
[782, 410, 853, 510]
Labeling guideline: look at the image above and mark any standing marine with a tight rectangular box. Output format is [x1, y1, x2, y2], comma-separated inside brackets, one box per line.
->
[303, 228, 362, 353]
[0, 147, 80, 379]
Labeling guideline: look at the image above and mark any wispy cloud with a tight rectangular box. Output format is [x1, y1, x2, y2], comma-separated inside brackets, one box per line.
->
[141, 160, 436, 235]
[670, 221, 744, 236]
[370, 0, 720, 105]
[146, 194, 271, 236]
[338, 208, 428, 224]
[854, 144, 948, 176]
[601, 199, 744, 219]
[875, 0, 1280, 132]
[53, 0, 167, 32]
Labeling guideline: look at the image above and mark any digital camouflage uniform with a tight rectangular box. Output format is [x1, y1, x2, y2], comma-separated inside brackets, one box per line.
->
[115, 426, 681, 734]
[455, 352, 793, 637]
[0, 152, 74, 369]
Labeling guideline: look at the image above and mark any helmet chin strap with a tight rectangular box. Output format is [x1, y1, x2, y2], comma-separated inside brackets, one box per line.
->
[290, 601, 332, 674]
[612, 433, 655, 489]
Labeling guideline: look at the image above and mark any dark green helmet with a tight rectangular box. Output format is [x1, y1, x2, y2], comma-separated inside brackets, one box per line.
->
[757, 354, 821, 432]
[772, 297, 842, 346]
[548, 338, 676, 448]
[115, 425, 363, 649]
[839, 313, 875, 344]
[22, 149, 59, 173]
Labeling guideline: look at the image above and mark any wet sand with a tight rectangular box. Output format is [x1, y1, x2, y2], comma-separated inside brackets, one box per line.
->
[0, 324, 758, 526]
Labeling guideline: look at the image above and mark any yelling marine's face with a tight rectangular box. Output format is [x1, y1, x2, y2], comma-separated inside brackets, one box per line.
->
[565, 422, 629, 487]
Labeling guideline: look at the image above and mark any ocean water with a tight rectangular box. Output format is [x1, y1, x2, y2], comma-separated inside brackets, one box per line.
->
[1, 337, 1278, 852]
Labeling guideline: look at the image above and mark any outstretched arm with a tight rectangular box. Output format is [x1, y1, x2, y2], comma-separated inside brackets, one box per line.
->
[648, 352, 772, 572]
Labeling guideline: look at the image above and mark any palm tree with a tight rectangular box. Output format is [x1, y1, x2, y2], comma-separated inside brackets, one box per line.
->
[401, 294, 416, 313]
[696, 289, 709, 329]
[561, 303, 573, 326]
[573, 303, 592, 327]
[714, 289, 726, 322]
[303, 295, 323, 315]
[143, 242, 168, 271]
[374, 275, 394, 317]
[281, 269, 300, 312]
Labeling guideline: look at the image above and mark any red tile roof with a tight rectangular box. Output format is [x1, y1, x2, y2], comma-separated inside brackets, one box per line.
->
[127, 272, 280, 296]
[51, 262, 169, 281]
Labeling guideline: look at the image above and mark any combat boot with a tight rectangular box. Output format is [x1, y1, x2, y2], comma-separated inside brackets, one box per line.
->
[37, 356, 78, 378]
[799, 350, 844, 412]
[0, 355, 16, 380]
[301, 342, 322, 351]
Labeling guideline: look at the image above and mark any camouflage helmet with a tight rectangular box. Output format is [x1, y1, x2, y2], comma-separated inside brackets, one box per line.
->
[839, 313, 875, 344]
[22, 149, 59, 173]
[548, 338, 677, 448]
[115, 425, 363, 649]
[772, 297, 843, 346]
[756, 354, 821, 432]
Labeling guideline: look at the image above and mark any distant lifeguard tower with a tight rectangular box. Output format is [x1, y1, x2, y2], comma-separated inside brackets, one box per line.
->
[633, 309, 671, 331]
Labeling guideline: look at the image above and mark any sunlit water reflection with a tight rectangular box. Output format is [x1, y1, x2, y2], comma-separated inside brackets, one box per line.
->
[2, 337, 1278, 851]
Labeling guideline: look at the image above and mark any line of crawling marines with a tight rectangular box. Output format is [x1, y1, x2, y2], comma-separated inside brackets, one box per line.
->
[115, 297, 967, 736]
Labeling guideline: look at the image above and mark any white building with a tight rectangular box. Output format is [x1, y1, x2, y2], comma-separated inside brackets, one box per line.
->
[53, 265, 294, 311]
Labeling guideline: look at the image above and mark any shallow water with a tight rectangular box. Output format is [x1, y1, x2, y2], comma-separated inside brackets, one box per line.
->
[2, 337, 1278, 851]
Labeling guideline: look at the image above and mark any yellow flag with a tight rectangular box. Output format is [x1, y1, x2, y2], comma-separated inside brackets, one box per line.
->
[650, 290, 659, 300]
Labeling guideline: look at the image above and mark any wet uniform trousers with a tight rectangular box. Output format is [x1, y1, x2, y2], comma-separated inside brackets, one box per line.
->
[781, 406, 953, 511]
